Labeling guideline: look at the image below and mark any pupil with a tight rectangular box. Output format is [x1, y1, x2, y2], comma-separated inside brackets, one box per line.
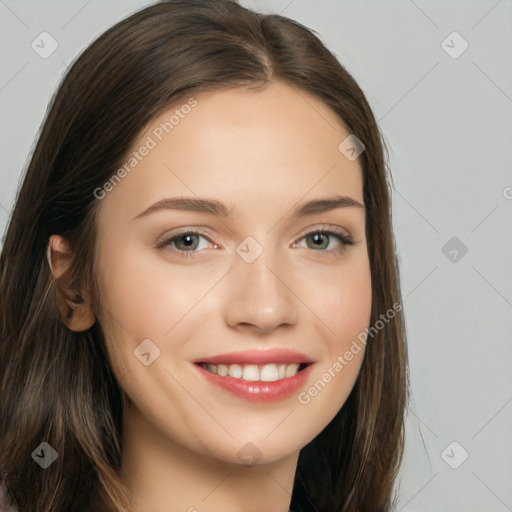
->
[180, 235, 196, 248]
[313, 234, 325, 246]
[308, 233, 329, 250]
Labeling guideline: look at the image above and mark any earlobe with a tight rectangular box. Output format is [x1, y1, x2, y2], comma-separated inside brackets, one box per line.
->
[47, 235, 96, 332]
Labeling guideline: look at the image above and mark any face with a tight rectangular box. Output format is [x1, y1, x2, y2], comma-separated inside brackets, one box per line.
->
[94, 80, 372, 465]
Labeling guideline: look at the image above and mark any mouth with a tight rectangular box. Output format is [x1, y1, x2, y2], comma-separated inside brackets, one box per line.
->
[191, 349, 316, 403]
[195, 361, 312, 382]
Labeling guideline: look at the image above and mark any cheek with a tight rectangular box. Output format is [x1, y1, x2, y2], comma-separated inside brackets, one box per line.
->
[295, 257, 371, 409]
[96, 243, 207, 337]
[94, 242, 206, 379]
[332, 267, 373, 343]
[296, 255, 372, 345]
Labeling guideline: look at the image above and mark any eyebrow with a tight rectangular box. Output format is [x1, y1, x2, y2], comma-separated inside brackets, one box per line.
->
[132, 195, 364, 221]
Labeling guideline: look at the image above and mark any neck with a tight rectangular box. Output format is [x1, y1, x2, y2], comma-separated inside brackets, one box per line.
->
[119, 402, 298, 512]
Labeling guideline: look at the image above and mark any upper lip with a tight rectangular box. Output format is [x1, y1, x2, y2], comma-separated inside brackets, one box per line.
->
[193, 348, 315, 366]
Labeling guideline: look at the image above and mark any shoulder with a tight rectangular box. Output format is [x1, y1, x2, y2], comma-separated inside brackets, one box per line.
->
[0, 480, 19, 512]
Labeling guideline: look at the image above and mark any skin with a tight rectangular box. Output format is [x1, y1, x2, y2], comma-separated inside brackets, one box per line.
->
[48, 80, 372, 512]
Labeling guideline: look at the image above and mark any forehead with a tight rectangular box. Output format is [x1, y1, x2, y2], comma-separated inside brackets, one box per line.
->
[98, 80, 364, 222]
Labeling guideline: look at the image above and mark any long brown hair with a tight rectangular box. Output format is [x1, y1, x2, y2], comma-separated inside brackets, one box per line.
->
[0, 1, 408, 510]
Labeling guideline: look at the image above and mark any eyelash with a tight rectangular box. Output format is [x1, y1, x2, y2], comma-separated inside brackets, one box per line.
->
[155, 227, 355, 259]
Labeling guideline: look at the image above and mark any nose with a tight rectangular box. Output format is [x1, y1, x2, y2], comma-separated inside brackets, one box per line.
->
[223, 247, 299, 335]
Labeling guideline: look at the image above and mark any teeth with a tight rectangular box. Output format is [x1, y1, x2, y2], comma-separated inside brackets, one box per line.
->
[202, 362, 302, 381]
[285, 364, 299, 378]
[204, 364, 217, 374]
[242, 364, 260, 381]
[260, 364, 279, 381]
[228, 364, 242, 378]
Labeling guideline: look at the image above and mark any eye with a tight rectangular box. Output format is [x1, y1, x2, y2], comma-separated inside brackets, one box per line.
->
[293, 228, 355, 253]
[155, 226, 355, 260]
[155, 231, 217, 259]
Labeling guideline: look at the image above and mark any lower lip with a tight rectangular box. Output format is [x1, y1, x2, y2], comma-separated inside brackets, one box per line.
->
[194, 363, 314, 403]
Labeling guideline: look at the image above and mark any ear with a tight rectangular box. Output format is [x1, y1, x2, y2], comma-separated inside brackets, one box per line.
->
[46, 234, 96, 332]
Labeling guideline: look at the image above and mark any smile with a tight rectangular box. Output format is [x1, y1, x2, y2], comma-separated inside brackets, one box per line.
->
[194, 361, 314, 403]
[198, 362, 311, 382]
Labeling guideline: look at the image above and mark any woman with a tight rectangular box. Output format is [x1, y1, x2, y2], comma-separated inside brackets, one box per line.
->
[0, 1, 408, 510]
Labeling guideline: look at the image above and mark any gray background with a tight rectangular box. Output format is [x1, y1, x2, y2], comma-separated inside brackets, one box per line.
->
[1, 1, 511, 511]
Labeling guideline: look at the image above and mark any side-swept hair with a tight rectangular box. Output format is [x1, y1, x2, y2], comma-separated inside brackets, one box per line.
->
[0, 1, 408, 510]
